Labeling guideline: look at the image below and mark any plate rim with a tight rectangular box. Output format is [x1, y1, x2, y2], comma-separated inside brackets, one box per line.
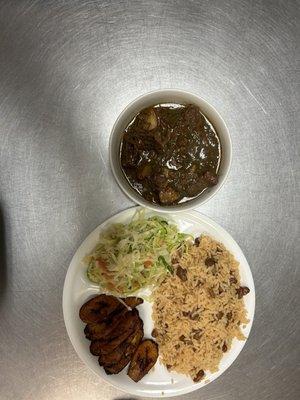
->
[62, 206, 255, 398]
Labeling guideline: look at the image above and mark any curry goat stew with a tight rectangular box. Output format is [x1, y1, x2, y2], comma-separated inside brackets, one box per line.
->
[120, 103, 221, 206]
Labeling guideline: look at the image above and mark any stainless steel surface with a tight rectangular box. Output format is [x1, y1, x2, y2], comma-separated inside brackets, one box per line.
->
[0, 1, 299, 399]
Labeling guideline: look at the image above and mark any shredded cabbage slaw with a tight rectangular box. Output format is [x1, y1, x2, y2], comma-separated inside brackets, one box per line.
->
[84, 210, 190, 295]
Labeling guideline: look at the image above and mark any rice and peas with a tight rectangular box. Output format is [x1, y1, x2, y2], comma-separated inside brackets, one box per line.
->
[152, 235, 249, 381]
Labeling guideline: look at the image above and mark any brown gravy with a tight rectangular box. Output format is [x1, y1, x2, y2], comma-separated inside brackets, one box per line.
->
[120, 103, 221, 205]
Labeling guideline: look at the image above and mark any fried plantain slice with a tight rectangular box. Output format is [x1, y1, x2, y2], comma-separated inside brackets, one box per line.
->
[90, 318, 143, 357]
[127, 339, 159, 382]
[89, 309, 140, 355]
[123, 296, 143, 309]
[79, 294, 143, 324]
[79, 294, 121, 324]
[84, 308, 128, 341]
[103, 354, 132, 375]
[100, 310, 140, 355]
[98, 320, 143, 366]
[90, 339, 103, 356]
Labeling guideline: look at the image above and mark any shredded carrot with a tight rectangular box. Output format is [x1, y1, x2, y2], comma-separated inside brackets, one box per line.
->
[144, 260, 153, 268]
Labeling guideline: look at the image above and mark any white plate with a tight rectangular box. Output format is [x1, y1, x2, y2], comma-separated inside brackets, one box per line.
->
[63, 207, 255, 398]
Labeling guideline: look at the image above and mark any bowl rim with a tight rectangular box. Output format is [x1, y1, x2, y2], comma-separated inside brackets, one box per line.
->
[109, 88, 232, 212]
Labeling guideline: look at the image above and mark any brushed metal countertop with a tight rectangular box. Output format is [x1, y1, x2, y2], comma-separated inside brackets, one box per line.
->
[0, 1, 299, 399]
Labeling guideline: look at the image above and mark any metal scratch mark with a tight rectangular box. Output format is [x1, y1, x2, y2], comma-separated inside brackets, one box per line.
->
[240, 81, 268, 115]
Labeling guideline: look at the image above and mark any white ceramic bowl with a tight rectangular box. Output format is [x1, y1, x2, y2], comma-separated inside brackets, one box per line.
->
[110, 89, 232, 212]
